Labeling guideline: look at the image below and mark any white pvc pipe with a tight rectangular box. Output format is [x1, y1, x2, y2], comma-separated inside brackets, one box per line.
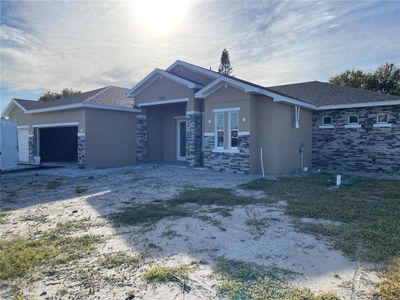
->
[260, 147, 265, 179]
[336, 175, 341, 186]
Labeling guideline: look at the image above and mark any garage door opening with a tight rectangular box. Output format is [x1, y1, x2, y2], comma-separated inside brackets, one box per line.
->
[39, 126, 78, 163]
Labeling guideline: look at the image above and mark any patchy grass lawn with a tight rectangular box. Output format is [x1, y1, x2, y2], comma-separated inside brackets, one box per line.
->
[241, 174, 400, 262]
[214, 258, 339, 300]
[0, 225, 104, 280]
[2, 166, 398, 299]
[110, 188, 261, 227]
[241, 174, 400, 298]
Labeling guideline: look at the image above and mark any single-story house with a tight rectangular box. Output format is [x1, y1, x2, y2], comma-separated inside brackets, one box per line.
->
[3, 60, 400, 174]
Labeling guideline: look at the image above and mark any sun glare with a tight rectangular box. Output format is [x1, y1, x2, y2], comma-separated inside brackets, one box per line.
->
[134, 0, 188, 35]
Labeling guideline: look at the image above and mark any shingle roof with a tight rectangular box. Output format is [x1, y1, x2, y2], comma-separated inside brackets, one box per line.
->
[170, 60, 400, 107]
[14, 86, 135, 111]
[266, 81, 400, 106]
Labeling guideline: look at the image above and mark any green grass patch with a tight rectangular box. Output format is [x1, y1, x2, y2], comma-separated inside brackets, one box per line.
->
[111, 188, 264, 227]
[111, 203, 189, 226]
[214, 258, 339, 300]
[197, 214, 226, 231]
[75, 186, 87, 194]
[43, 218, 94, 237]
[245, 213, 269, 240]
[161, 229, 182, 239]
[0, 224, 103, 280]
[47, 179, 63, 189]
[372, 257, 400, 300]
[169, 188, 265, 206]
[241, 174, 400, 262]
[0, 212, 9, 224]
[144, 264, 190, 283]
[97, 251, 142, 269]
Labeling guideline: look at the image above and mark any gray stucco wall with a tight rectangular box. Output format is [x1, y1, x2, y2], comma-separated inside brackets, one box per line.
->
[312, 105, 400, 174]
[8, 106, 85, 131]
[84, 109, 137, 168]
[254, 96, 313, 174]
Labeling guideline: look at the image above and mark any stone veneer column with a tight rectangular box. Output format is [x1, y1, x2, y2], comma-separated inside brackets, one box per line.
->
[28, 134, 35, 163]
[186, 112, 203, 167]
[77, 133, 86, 168]
[203, 133, 250, 174]
[136, 115, 148, 163]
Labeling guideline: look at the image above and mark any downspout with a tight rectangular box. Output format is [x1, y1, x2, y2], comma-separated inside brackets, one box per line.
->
[295, 105, 300, 128]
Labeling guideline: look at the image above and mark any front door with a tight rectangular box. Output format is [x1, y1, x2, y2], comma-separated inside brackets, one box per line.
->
[176, 119, 186, 161]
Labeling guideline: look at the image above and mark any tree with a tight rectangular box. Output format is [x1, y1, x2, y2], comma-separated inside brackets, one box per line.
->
[218, 49, 233, 76]
[329, 63, 400, 96]
[39, 88, 81, 101]
[372, 63, 400, 95]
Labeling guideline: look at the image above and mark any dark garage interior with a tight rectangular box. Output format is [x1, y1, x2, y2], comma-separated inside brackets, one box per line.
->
[39, 126, 78, 162]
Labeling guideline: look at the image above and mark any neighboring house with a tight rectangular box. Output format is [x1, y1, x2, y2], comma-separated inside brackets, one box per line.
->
[2, 60, 400, 174]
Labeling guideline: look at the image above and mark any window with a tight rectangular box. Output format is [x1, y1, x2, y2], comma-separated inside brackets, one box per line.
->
[215, 112, 224, 148]
[322, 116, 332, 125]
[377, 113, 389, 124]
[348, 115, 359, 124]
[229, 112, 238, 148]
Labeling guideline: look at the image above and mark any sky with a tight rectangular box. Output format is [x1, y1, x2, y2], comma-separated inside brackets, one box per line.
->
[1, 0, 400, 111]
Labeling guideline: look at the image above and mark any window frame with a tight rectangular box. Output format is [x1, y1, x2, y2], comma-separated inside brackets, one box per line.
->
[215, 112, 224, 149]
[228, 111, 239, 149]
[376, 113, 389, 124]
[348, 115, 359, 124]
[322, 116, 332, 125]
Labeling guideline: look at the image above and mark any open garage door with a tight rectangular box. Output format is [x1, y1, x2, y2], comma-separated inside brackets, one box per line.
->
[39, 126, 78, 162]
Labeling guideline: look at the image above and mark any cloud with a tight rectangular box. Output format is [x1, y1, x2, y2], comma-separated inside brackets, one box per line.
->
[1, 0, 399, 100]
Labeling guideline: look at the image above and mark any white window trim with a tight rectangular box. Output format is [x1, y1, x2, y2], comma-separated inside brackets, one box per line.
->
[176, 118, 186, 161]
[215, 112, 224, 149]
[376, 113, 389, 124]
[238, 131, 250, 136]
[347, 115, 359, 124]
[322, 116, 333, 126]
[228, 111, 239, 149]
[373, 123, 392, 128]
[212, 107, 240, 113]
[212, 148, 239, 154]
[345, 124, 362, 129]
[319, 125, 334, 129]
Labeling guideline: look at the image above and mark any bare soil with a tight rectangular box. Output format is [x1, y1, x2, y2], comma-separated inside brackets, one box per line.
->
[0, 164, 379, 299]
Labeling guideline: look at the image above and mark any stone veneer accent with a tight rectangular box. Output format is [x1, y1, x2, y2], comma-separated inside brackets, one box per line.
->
[77, 133, 86, 168]
[186, 112, 203, 167]
[136, 115, 148, 163]
[312, 105, 400, 174]
[203, 134, 250, 174]
[28, 134, 35, 163]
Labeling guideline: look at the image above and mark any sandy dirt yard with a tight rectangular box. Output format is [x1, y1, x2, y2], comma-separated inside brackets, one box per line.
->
[0, 164, 379, 299]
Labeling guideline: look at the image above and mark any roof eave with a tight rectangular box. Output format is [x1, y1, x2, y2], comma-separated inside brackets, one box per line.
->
[1, 99, 29, 117]
[195, 77, 318, 110]
[26, 103, 141, 114]
[317, 100, 400, 110]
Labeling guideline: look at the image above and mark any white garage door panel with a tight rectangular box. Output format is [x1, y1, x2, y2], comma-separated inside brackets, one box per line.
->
[17, 128, 29, 162]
